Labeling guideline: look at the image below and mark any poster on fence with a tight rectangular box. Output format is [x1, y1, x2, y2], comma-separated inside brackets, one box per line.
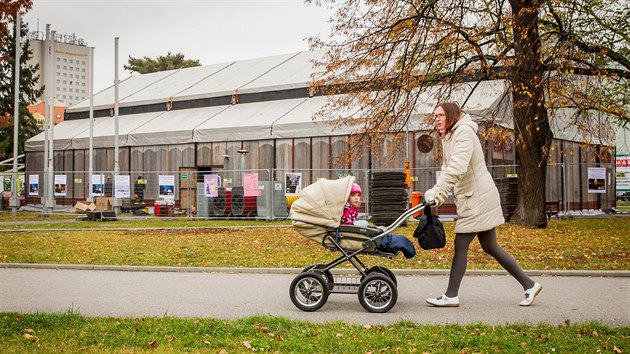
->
[203, 174, 220, 197]
[54, 175, 67, 196]
[114, 175, 131, 198]
[616, 167, 630, 192]
[28, 175, 39, 196]
[587, 167, 606, 193]
[158, 175, 175, 200]
[92, 175, 104, 196]
[243, 173, 259, 197]
[285, 172, 302, 196]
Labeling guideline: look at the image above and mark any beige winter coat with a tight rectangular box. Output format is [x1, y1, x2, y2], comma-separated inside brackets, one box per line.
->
[427, 114, 504, 233]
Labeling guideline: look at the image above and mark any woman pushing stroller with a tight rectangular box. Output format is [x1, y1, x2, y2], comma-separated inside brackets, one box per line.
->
[423, 102, 542, 307]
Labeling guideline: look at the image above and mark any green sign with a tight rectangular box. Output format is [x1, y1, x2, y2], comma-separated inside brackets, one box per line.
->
[74, 178, 82, 184]
[180, 173, 188, 180]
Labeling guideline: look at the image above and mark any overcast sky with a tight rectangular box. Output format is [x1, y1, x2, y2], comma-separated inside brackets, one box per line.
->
[23, 0, 333, 92]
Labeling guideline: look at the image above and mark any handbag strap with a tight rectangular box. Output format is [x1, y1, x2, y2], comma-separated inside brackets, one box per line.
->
[424, 204, 434, 225]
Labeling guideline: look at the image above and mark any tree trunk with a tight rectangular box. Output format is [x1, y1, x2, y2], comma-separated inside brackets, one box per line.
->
[508, 0, 553, 228]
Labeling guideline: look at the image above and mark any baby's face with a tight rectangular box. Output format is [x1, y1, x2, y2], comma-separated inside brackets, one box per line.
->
[348, 193, 361, 207]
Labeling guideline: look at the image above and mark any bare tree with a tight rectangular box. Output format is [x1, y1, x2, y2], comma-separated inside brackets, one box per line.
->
[307, 0, 629, 227]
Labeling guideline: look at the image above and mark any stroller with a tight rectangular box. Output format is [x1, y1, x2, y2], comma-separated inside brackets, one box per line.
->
[289, 176, 428, 313]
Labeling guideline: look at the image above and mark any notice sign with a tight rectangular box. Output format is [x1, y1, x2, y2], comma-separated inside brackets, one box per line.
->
[243, 173, 259, 197]
[616, 167, 630, 192]
[114, 175, 131, 198]
[54, 175, 67, 196]
[204, 174, 220, 197]
[159, 175, 175, 200]
[28, 174, 39, 196]
[92, 175, 104, 196]
[587, 167, 606, 193]
[285, 172, 302, 196]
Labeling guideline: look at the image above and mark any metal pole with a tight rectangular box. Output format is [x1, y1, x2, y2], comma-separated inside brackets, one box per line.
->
[87, 46, 94, 202]
[113, 37, 120, 213]
[41, 24, 50, 215]
[45, 30, 56, 215]
[10, 12, 22, 216]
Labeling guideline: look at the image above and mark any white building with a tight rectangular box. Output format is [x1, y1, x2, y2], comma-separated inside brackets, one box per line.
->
[27, 31, 91, 107]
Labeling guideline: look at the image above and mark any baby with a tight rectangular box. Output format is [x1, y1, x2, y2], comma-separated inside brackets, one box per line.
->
[341, 183, 369, 227]
[341, 183, 416, 259]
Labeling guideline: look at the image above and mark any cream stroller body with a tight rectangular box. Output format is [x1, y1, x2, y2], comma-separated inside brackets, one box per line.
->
[289, 175, 428, 313]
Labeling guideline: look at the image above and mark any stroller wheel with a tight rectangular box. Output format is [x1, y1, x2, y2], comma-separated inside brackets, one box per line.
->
[302, 264, 334, 291]
[366, 266, 397, 286]
[358, 273, 398, 313]
[289, 271, 330, 312]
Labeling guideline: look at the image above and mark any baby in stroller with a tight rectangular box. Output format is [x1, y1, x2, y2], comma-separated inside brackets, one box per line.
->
[342, 183, 416, 259]
[289, 176, 425, 313]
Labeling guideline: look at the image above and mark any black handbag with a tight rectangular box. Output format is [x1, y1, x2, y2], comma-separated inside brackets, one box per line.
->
[413, 206, 446, 250]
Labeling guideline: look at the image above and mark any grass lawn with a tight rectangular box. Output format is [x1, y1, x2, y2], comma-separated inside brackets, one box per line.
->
[1, 212, 628, 270]
[1, 313, 627, 353]
[1, 212, 628, 351]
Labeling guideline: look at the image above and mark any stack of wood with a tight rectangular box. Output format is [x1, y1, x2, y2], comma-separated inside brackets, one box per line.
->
[369, 171, 408, 226]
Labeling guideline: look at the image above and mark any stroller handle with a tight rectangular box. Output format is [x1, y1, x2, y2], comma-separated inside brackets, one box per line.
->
[377, 201, 435, 235]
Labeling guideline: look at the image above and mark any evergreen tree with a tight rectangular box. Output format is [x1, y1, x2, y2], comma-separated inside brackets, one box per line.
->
[124, 52, 201, 74]
[0, 20, 42, 164]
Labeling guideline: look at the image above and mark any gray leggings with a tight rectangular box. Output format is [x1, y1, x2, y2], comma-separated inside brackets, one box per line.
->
[445, 228, 535, 297]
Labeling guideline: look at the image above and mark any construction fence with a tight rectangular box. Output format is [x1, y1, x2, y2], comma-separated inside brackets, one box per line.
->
[3, 163, 618, 220]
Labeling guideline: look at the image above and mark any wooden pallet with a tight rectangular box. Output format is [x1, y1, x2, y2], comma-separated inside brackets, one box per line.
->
[85, 211, 118, 221]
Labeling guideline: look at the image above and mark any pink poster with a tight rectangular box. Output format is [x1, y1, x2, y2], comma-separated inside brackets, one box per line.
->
[243, 173, 259, 197]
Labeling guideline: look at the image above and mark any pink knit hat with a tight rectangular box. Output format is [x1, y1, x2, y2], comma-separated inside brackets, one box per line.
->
[351, 183, 362, 195]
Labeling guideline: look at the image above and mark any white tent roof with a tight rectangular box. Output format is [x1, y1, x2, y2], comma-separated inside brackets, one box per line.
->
[68, 51, 326, 114]
[193, 97, 310, 142]
[25, 118, 100, 151]
[71, 111, 162, 149]
[25, 78, 518, 152]
[70, 70, 178, 111]
[127, 106, 228, 146]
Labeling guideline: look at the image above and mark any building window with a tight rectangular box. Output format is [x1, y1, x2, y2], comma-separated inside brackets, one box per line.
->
[63, 58, 67, 62]
[56, 57, 60, 62]
[63, 65, 67, 70]
[62, 73, 67, 77]
[82, 68, 86, 72]
[69, 59, 73, 63]
[56, 64, 60, 69]
[56, 79, 60, 84]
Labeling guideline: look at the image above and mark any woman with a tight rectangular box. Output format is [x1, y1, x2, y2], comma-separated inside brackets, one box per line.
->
[424, 102, 542, 307]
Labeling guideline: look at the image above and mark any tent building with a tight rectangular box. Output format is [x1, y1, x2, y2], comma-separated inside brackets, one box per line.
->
[24, 51, 617, 216]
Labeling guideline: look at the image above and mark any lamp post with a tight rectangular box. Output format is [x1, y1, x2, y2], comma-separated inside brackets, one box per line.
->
[9, 12, 21, 216]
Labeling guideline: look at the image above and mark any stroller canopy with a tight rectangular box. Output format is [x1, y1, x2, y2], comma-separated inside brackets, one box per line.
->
[290, 176, 355, 241]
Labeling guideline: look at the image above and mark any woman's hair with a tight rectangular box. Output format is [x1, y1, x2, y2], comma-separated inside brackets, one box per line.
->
[436, 102, 462, 135]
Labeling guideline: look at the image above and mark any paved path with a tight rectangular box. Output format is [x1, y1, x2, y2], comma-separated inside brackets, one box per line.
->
[1, 267, 628, 326]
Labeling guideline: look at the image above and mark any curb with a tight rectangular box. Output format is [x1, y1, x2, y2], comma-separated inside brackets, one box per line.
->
[2, 263, 629, 277]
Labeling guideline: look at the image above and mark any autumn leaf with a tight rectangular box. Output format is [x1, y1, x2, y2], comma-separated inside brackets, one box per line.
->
[242, 341, 252, 349]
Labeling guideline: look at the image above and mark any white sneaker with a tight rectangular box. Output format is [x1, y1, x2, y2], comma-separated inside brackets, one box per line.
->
[520, 282, 542, 306]
[426, 294, 459, 307]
